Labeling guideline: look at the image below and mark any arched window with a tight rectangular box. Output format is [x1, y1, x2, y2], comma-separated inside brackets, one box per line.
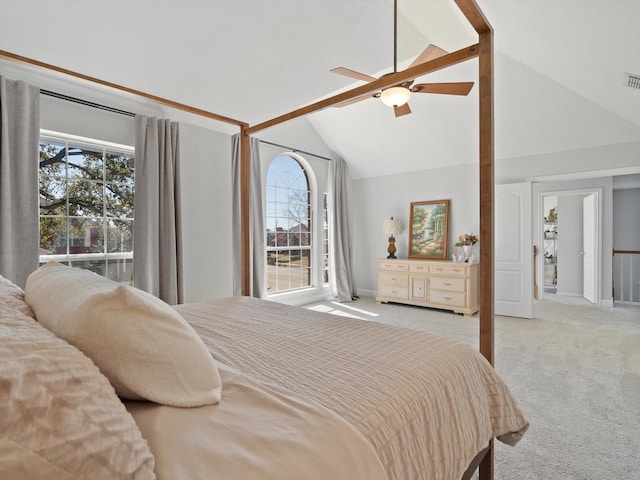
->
[265, 155, 312, 294]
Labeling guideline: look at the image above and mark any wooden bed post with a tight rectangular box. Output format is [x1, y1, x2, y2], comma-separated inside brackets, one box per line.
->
[454, 1, 494, 479]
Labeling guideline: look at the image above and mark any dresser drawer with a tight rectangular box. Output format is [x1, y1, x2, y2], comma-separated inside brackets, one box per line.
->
[430, 290, 465, 307]
[379, 284, 409, 299]
[430, 276, 465, 292]
[430, 264, 467, 276]
[409, 262, 429, 274]
[379, 271, 409, 287]
[379, 261, 409, 272]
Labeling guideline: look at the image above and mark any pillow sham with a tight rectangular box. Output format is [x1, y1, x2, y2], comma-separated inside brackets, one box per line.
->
[24, 262, 222, 408]
[0, 279, 156, 479]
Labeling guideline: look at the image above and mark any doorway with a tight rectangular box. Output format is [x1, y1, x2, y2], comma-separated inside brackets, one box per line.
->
[538, 189, 601, 305]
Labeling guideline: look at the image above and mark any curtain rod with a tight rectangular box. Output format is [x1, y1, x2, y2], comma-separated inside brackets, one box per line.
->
[259, 140, 331, 162]
[41, 89, 135, 117]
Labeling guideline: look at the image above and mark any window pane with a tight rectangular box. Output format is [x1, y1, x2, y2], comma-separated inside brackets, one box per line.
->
[105, 258, 133, 284]
[39, 140, 67, 178]
[107, 219, 133, 253]
[39, 217, 67, 254]
[67, 145, 103, 180]
[39, 175, 67, 216]
[106, 151, 134, 186]
[106, 183, 134, 218]
[69, 259, 105, 277]
[69, 217, 104, 253]
[68, 180, 104, 217]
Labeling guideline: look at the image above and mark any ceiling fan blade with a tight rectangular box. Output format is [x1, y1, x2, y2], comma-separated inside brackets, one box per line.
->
[408, 44, 448, 69]
[411, 82, 474, 96]
[330, 67, 377, 83]
[394, 103, 412, 117]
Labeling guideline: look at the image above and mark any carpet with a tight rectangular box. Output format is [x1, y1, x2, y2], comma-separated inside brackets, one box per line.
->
[304, 295, 640, 479]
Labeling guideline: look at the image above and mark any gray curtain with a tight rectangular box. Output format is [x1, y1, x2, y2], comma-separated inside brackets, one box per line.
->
[0, 77, 39, 288]
[133, 115, 183, 305]
[231, 134, 265, 298]
[328, 157, 358, 301]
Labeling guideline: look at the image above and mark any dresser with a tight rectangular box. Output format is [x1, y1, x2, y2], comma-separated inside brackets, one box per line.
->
[376, 259, 479, 316]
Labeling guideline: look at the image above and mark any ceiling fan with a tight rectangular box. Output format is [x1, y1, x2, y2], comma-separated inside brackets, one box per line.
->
[330, 0, 474, 117]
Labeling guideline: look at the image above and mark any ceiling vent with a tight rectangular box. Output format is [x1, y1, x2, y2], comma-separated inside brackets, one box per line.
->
[625, 72, 640, 90]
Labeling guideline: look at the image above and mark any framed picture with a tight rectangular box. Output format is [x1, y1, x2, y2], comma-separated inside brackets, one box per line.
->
[408, 199, 450, 260]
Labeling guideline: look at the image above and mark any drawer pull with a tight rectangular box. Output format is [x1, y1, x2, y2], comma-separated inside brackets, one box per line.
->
[453, 268, 461, 272]
[444, 282, 452, 286]
[444, 296, 452, 300]
[391, 290, 398, 294]
[435, 267, 443, 271]
[391, 277, 397, 281]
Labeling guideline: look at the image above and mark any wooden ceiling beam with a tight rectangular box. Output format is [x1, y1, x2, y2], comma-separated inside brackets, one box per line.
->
[246, 43, 479, 135]
[455, 0, 493, 34]
[0, 49, 248, 129]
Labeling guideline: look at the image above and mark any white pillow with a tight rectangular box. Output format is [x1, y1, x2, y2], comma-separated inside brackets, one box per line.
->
[25, 262, 222, 408]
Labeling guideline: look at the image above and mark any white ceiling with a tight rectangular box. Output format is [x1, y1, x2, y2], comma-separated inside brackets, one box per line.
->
[1, 0, 639, 180]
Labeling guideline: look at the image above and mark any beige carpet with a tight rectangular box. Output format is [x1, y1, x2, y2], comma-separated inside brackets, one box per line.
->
[304, 295, 640, 479]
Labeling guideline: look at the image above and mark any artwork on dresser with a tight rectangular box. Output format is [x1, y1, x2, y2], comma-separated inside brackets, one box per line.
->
[408, 199, 450, 260]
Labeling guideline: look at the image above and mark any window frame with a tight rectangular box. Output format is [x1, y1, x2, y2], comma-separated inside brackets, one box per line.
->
[38, 129, 135, 281]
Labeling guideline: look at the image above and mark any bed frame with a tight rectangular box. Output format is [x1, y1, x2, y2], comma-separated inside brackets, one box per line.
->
[0, 1, 496, 477]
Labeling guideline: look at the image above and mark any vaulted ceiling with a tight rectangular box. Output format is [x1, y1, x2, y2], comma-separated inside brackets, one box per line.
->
[1, 0, 639, 180]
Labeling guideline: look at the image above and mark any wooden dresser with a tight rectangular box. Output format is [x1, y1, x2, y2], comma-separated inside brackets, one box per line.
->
[376, 259, 479, 316]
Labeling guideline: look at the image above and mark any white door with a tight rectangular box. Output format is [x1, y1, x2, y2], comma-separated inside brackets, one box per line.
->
[583, 193, 597, 304]
[495, 183, 533, 318]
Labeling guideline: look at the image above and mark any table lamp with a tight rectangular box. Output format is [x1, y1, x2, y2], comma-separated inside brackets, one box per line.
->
[382, 217, 402, 259]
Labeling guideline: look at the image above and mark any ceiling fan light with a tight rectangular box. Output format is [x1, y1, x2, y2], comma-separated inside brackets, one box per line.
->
[380, 86, 411, 107]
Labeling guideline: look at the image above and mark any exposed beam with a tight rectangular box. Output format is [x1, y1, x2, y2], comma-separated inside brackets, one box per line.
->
[247, 43, 479, 135]
[455, 0, 493, 34]
[0, 49, 248, 128]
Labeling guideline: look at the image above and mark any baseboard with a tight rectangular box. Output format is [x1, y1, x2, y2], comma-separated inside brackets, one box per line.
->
[357, 288, 377, 298]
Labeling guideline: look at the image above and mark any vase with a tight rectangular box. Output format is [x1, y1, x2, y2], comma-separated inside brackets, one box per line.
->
[462, 245, 472, 262]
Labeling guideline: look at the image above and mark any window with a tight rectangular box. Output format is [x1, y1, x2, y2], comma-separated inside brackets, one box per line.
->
[265, 155, 311, 294]
[38, 131, 134, 283]
[323, 193, 329, 285]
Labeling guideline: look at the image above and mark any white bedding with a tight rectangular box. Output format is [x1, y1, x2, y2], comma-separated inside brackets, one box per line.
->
[146, 296, 529, 480]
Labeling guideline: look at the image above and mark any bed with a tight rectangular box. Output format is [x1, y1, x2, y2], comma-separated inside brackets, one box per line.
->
[1, 264, 528, 480]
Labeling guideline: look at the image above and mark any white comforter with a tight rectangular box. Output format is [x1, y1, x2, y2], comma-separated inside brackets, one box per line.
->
[131, 296, 528, 480]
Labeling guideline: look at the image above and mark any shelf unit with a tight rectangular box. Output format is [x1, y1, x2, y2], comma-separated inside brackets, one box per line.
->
[543, 221, 557, 290]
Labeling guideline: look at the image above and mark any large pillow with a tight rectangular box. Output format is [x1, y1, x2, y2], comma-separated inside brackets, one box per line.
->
[0, 278, 156, 479]
[24, 262, 222, 408]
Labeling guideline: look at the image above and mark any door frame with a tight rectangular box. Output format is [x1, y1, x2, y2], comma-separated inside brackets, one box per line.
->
[536, 188, 602, 305]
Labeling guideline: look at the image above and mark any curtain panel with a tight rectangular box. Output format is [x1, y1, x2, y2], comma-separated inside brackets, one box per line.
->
[328, 157, 358, 301]
[0, 76, 40, 288]
[231, 134, 265, 298]
[133, 115, 183, 305]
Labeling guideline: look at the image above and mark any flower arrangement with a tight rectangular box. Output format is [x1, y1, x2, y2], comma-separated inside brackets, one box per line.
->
[457, 233, 478, 246]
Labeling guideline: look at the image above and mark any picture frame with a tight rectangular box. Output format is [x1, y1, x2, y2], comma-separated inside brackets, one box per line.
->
[408, 199, 450, 260]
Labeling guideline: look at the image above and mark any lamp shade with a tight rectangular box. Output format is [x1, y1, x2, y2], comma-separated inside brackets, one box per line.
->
[382, 217, 402, 235]
[380, 86, 411, 107]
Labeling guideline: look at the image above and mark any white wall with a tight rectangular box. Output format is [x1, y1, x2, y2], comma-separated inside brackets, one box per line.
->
[613, 188, 640, 251]
[180, 124, 234, 303]
[352, 163, 479, 296]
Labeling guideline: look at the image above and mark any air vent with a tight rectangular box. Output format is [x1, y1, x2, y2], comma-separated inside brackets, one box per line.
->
[625, 72, 640, 90]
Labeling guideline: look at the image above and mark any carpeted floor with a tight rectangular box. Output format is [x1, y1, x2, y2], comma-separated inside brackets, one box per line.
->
[303, 295, 640, 479]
